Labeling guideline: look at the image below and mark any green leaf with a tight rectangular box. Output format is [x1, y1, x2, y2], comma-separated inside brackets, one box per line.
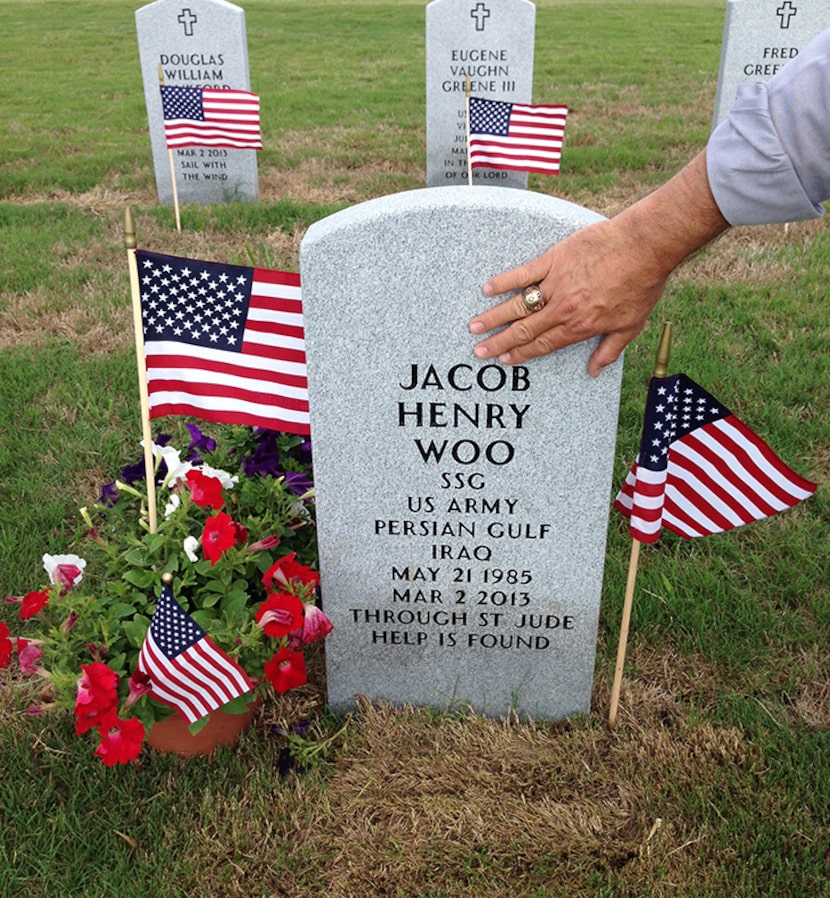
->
[188, 715, 211, 735]
[190, 609, 218, 631]
[108, 601, 143, 620]
[199, 591, 222, 608]
[220, 691, 257, 714]
[221, 590, 248, 620]
[122, 616, 150, 647]
[122, 568, 156, 589]
[123, 548, 148, 566]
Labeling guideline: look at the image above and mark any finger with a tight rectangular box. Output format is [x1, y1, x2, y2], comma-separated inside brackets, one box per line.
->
[469, 285, 547, 336]
[473, 313, 560, 362]
[587, 332, 635, 378]
[481, 254, 552, 299]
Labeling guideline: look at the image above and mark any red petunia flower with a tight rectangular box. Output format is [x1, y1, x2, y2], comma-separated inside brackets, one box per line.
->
[263, 647, 307, 694]
[93, 713, 146, 766]
[0, 622, 12, 669]
[185, 469, 225, 510]
[74, 662, 119, 734]
[19, 589, 50, 620]
[201, 511, 238, 565]
[262, 553, 320, 593]
[232, 522, 248, 546]
[255, 592, 304, 639]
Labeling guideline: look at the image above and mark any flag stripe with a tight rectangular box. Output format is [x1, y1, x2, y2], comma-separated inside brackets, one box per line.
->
[148, 380, 310, 414]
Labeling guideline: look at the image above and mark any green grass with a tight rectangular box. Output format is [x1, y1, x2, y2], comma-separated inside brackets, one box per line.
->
[1, 1, 828, 896]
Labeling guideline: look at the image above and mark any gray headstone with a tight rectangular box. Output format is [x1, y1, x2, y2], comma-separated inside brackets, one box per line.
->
[135, 0, 259, 205]
[712, 0, 830, 128]
[300, 186, 623, 721]
[426, 0, 536, 189]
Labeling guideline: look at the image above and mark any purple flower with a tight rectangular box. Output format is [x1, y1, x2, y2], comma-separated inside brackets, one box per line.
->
[283, 471, 314, 496]
[98, 482, 119, 507]
[184, 423, 217, 462]
[241, 431, 282, 478]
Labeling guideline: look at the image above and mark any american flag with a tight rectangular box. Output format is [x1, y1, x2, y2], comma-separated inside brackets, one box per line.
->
[614, 373, 817, 543]
[136, 249, 310, 434]
[160, 85, 262, 150]
[137, 582, 254, 724]
[468, 96, 568, 175]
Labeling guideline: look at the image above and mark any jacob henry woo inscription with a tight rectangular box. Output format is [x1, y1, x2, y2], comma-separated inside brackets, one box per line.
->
[367, 361, 570, 652]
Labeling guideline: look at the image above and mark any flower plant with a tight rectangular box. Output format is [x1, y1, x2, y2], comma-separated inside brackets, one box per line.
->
[1, 424, 331, 765]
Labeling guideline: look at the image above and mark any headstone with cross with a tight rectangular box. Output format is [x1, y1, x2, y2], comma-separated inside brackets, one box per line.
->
[135, 0, 259, 205]
[712, 0, 830, 128]
[426, 0, 536, 189]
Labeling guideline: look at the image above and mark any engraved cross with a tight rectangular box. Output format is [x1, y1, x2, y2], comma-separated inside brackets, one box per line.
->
[178, 8, 198, 36]
[776, 1, 798, 29]
[470, 2, 491, 32]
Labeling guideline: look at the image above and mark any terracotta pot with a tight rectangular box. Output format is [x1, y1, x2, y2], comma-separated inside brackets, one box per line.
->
[146, 701, 259, 757]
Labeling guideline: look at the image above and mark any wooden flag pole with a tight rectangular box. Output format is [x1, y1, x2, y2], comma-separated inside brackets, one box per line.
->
[608, 322, 673, 729]
[465, 76, 473, 186]
[168, 150, 182, 232]
[159, 66, 181, 232]
[125, 207, 159, 534]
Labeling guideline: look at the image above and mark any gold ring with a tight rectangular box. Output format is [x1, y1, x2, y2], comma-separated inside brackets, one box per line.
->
[521, 285, 546, 313]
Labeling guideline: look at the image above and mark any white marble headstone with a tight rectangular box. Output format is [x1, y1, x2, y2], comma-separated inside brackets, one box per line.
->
[426, 0, 536, 189]
[135, 0, 259, 205]
[300, 186, 622, 720]
[712, 0, 830, 127]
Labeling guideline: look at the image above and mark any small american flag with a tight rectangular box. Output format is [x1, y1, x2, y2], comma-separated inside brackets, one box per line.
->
[468, 96, 568, 175]
[136, 249, 310, 434]
[137, 582, 254, 724]
[160, 85, 262, 150]
[614, 373, 817, 543]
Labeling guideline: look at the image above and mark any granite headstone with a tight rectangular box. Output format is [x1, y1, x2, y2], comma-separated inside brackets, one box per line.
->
[300, 186, 622, 720]
[426, 0, 536, 189]
[135, 0, 259, 205]
[712, 0, 830, 127]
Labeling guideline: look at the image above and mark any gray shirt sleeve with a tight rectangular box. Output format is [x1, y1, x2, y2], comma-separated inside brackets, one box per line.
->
[707, 29, 830, 225]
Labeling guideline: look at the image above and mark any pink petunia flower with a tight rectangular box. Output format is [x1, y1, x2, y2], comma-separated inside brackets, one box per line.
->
[93, 713, 146, 766]
[42, 554, 86, 594]
[246, 534, 281, 553]
[263, 647, 307, 694]
[17, 639, 45, 675]
[288, 604, 334, 650]
[124, 670, 152, 709]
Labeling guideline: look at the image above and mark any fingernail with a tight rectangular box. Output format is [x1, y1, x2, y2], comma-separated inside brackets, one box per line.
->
[498, 352, 512, 364]
[482, 283, 494, 297]
[469, 320, 485, 334]
[473, 344, 490, 359]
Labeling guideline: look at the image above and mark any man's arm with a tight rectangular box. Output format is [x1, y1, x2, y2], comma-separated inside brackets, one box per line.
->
[470, 150, 729, 377]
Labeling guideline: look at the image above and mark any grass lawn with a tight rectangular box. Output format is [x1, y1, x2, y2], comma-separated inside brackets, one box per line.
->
[0, 2, 827, 896]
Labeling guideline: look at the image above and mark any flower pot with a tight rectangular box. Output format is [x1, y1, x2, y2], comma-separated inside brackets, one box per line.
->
[146, 702, 259, 757]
